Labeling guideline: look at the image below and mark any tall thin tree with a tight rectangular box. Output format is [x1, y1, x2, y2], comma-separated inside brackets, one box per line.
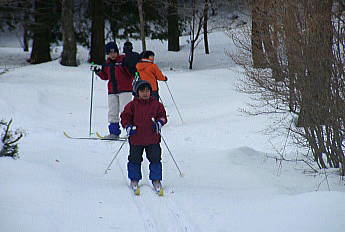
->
[168, 0, 180, 51]
[29, 0, 53, 64]
[251, 0, 267, 68]
[60, 0, 77, 66]
[203, 0, 209, 54]
[90, 0, 105, 65]
[137, 0, 146, 51]
[188, 0, 204, 69]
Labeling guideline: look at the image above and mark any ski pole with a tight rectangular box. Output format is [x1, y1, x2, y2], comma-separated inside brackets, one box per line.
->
[161, 135, 184, 177]
[152, 118, 184, 177]
[164, 82, 184, 124]
[104, 138, 128, 174]
[89, 62, 95, 136]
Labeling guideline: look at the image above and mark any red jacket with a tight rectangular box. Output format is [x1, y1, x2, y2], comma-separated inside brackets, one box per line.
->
[96, 56, 133, 94]
[120, 97, 167, 145]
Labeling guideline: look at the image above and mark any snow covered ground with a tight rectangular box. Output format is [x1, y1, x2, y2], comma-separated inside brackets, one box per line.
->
[0, 31, 344, 232]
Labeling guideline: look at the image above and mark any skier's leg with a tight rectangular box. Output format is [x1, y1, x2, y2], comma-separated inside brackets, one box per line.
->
[146, 144, 162, 181]
[108, 94, 118, 123]
[127, 144, 144, 181]
[107, 94, 121, 136]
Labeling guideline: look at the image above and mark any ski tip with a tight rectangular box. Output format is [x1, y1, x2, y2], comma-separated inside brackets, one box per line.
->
[63, 131, 72, 138]
[95, 132, 104, 139]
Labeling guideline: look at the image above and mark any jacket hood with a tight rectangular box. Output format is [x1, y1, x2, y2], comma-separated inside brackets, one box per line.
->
[136, 60, 152, 72]
[134, 79, 152, 94]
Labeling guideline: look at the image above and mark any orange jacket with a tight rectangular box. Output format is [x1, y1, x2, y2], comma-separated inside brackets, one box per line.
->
[136, 58, 167, 91]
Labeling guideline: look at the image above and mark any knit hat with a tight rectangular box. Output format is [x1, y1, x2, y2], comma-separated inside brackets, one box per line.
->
[123, 41, 133, 53]
[134, 80, 152, 95]
[105, 42, 119, 54]
[141, 50, 155, 59]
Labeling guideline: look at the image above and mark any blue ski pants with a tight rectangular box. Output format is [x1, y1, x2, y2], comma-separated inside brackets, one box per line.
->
[127, 143, 162, 181]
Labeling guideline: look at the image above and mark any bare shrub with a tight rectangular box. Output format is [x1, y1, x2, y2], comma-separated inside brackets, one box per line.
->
[230, 0, 345, 176]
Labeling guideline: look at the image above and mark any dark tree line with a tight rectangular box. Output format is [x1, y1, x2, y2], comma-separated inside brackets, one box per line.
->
[0, 0, 184, 65]
[0, 0, 241, 67]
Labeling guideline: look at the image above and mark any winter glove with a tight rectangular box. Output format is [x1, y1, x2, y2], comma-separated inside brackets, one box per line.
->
[164, 76, 168, 81]
[126, 125, 137, 137]
[152, 120, 163, 134]
[90, 64, 102, 73]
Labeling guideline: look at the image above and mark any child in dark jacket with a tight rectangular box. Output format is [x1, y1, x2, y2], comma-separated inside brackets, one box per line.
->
[122, 41, 140, 76]
[120, 80, 167, 195]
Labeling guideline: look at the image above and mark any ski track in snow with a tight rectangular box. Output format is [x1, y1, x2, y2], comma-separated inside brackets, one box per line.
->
[112, 144, 197, 232]
[114, 151, 159, 232]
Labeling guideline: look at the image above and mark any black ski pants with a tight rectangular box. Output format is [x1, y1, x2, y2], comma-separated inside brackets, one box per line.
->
[128, 143, 162, 164]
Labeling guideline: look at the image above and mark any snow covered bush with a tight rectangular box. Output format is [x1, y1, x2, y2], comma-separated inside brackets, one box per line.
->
[0, 119, 24, 159]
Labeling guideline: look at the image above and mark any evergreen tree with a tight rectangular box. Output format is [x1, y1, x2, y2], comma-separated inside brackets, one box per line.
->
[0, 119, 24, 159]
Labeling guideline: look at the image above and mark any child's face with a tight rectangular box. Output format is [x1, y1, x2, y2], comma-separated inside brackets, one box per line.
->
[149, 55, 155, 62]
[108, 51, 118, 60]
[138, 87, 151, 100]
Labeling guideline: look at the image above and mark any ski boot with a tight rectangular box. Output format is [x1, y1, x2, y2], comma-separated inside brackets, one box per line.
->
[152, 180, 164, 196]
[130, 180, 140, 195]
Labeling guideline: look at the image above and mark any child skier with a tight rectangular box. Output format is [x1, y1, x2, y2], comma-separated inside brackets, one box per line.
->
[120, 80, 167, 195]
[95, 42, 133, 139]
[136, 50, 168, 100]
[122, 41, 140, 76]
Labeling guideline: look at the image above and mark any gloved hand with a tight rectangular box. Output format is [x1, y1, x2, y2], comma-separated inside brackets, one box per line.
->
[90, 64, 102, 73]
[152, 120, 163, 134]
[126, 125, 136, 136]
[164, 76, 168, 81]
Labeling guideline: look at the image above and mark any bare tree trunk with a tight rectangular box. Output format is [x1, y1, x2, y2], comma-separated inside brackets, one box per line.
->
[23, 7, 30, 52]
[90, 0, 105, 65]
[299, 0, 333, 127]
[260, 0, 281, 80]
[109, 3, 118, 41]
[29, 0, 52, 64]
[188, 0, 203, 70]
[283, 0, 302, 112]
[168, 0, 180, 51]
[60, 0, 77, 66]
[203, 0, 209, 54]
[251, 0, 268, 68]
[137, 0, 146, 51]
[23, 24, 29, 52]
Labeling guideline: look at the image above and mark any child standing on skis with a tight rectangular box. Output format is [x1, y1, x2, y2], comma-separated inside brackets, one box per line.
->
[95, 42, 133, 139]
[122, 41, 140, 76]
[120, 80, 167, 195]
[136, 50, 168, 100]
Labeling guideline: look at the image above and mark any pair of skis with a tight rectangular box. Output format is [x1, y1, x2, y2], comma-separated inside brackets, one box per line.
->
[131, 184, 164, 197]
[64, 131, 164, 196]
[63, 131, 127, 141]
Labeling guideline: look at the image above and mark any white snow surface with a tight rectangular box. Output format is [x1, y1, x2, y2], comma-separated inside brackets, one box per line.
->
[0, 31, 344, 232]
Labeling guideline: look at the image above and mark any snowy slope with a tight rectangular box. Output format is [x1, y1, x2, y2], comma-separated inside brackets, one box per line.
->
[0, 31, 344, 232]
